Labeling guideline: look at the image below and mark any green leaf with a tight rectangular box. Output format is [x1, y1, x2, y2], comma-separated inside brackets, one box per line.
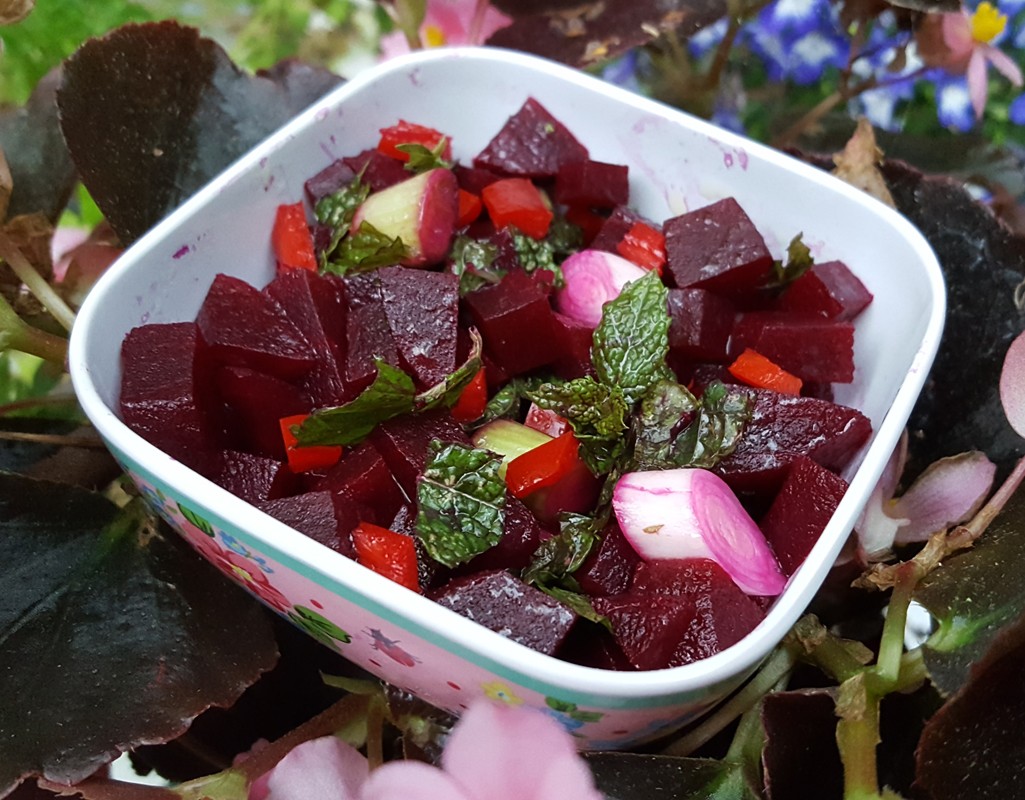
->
[539, 584, 611, 630]
[398, 138, 453, 173]
[770, 232, 814, 287]
[479, 375, 549, 425]
[292, 361, 416, 447]
[315, 174, 370, 260]
[592, 270, 671, 404]
[511, 230, 564, 287]
[416, 441, 506, 568]
[449, 235, 505, 295]
[0, 476, 277, 796]
[523, 511, 603, 586]
[414, 328, 483, 411]
[324, 220, 409, 276]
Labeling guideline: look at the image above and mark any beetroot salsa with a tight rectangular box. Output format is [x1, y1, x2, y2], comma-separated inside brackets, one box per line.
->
[119, 98, 873, 672]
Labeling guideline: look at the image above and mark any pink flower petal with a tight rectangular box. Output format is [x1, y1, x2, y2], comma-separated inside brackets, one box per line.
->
[855, 484, 909, 560]
[985, 44, 1024, 87]
[966, 49, 989, 118]
[941, 11, 975, 60]
[442, 702, 602, 800]
[1000, 329, 1025, 437]
[891, 451, 995, 544]
[261, 736, 369, 800]
[361, 761, 475, 800]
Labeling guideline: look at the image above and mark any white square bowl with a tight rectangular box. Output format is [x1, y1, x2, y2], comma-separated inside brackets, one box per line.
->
[69, 46, 944, 749]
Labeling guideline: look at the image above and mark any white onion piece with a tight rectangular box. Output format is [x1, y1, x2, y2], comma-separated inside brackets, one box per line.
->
[612, 468, 786, 596]
[554, 249, 647, 328]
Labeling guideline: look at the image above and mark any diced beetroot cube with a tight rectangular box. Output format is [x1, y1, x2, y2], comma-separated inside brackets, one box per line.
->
[266, 268, 349, 406]
[342, 148, 409, 191]
[196, 274, 315, 380]
[218, 450, 298, 504]
[558, 625, 635, 671]
[668, 287, 736, 363]
[759, 456, 849, 575]
[630, 558, 739, 597]
[663, 198, 773, 295]
[368, 408, 471, 499]
[575, 522, 641, 596]
[120, 322, 224, 474]
[775, 260, 872, 321]
[304, 158, 357, 204]
[217, 366, 311, 459]
[454, 164, 504, 195]
[339, 272, 400, 400]
[258, 490, 354, 558]
[589, 206, 647, 253]
[554, 160, 629, 209]
[378, 266, 459, 388]
[431, 570, 577, 655]
[730, 311, 855, 384]
[463, 269, 558, 376]
[473, 98, 588, 178]
[312, 440, 407, 527]
[549, 311, 595, 380]
[715, 389, 872, 497]
[459, 495, 547, 573]
[590, 595, 700, 671]
[670, 583, 766, 666]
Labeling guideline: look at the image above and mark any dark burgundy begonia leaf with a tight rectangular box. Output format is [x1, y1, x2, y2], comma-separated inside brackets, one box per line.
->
[913, 488, 1025, 696]
[0, 68, 76, 222]
[56, 21, 343, 246]
[584, 753, 760, 800]
[914, 611, 1025, 800]
[486, 0, 728, 67]
[0, 472, 278, 798]
[761, 689, 843, 800]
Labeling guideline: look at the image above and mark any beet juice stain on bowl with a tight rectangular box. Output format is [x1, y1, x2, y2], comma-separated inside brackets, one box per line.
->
[69, 48, 945, 749]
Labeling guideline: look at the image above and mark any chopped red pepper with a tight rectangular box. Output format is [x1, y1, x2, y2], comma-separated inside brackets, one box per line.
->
[728, 348, 803, 396]
[450, 367, 488, 423]
[279, 413, 343, 473]
[616, 221, 666, 274]
[378, 120, 451, 163]
[272, 202, 317, 272]
[505, 430, 580, 499]
[456, 189, 483, 228]
[352, 522, 421, 593]
[481, 178, 553, 240]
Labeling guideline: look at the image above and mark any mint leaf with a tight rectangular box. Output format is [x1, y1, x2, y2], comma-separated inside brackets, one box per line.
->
[512, 231, 564, 287]
[414, 328, 483, 411]
[770, 232, 814, 287]
[399, 138, 453, 173]
[324, 221, 408, 276]
[315, 175, 370, 263]
[292, 361, 415, 447]
[592, 269, 671, 404]
[632, 380, 702, 470]
[416, 441, 506, 567]
[449, 235, 505, 295]
[538, 585, 611, 631]
[523, 513, 600, 586]
[529, 377, 630, 474]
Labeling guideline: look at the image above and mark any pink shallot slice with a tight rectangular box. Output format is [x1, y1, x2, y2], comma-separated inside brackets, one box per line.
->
[554, 248, 647, 327]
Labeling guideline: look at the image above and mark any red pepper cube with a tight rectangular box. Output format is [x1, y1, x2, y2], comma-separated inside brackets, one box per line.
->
[728, 348, 803, 396]
[377, 120, 451, 163]
[481, 178, 553, 240]
[456, 189, 483, 228]
[505, 430, 580, 499]
[352, 521, 421, 593]
[450, 367, 488, 423]
[271, 202, 317, 272]
[279, 413, 343, 473]
[554, 160, 629, 209]
[616, 221, 666, 274]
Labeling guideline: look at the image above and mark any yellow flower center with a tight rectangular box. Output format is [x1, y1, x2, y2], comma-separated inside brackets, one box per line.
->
[423, 24, 447, 48]
[970, 2, 1007, 44]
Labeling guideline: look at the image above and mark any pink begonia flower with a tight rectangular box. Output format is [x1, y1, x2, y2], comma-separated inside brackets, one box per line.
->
[379, 0, 513, 59]
[252, 699, 604, 800]
[917, 2, 1023, 118]
[855, 431, 996, 561]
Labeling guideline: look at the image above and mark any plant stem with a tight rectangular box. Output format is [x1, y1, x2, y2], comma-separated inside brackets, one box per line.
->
[0, 291, 69, 365]
[875, 562, 920, 686]
[661, 643, 796, 756]
[0, 429, 106, 448]
[0, 229, 76, 332]
[836, 673, 881, 800]
[791, 614, 870, 683]
[39, 777, 181, 800]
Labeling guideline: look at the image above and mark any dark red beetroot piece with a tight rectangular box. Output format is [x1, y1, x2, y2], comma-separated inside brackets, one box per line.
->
[259, 490, 355, 558]
[730, 311, 856, 384]
[589, 206, 649, 253]
[196, 274, 315, 380]
[120, 321, 223, 474]
[339, 272, 401, 400]
[305, 158, 357, 204]
[663, 198, 773, 295]
[368, 408, 471, 500]
[575, 522, 641, 596]
[218, 450, 299, 504]
[715, 388, 872, 498]
[759, 456, 850, 575]
[459, 496, 548, 573]
[266, 268, 349, 406]
[473, 98, 588, 178]
[668, 287, 737, 363]
[554, 160, 629, 209]
[775, 260, 873, 321]
[463, 268, 558, 376]
[378, 266, 459, 388]
[454, 164, 504, 195]
[311, 440, 408, 529]
[431, 569, 577, 656]
[217, 366, 311, 459]
[549, 311, 594, 380]
[342, 148, 409, 191]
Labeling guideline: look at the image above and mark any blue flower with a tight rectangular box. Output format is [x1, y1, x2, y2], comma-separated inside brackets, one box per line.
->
[935, 76, 977, 130]
[689, 17, 729, 58]
[1010, 92, 1025, 122]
